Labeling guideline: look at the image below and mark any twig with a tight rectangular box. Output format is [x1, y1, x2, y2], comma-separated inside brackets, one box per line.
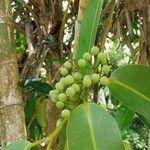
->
[59, 0, 72, 59]
[26, 119, 67, 150]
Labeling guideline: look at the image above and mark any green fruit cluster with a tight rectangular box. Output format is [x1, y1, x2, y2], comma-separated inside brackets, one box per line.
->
[49, 46, 110, 119]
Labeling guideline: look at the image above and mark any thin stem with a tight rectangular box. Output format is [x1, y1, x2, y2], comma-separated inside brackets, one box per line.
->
[26, 119, 67, 150]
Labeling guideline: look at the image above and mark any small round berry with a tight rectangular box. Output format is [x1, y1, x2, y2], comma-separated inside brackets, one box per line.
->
[58, 93, 67, 102]
[66, 75, 74, 84]
[78, 59, 86, 68]
[72, 84, 80, 93]
[91, 74, 100, 83]
[83, 77, 92, 87]
[84, 75, 90, 79]
[64, 61, 72, 70]
[56, 101, 64, 109]
[66, 87, 75, 97]
[73, 72, 82, 80]
[102, 65, 110, 74]
[61, 109, 70, 118]
[51, 94, 58, 103]
[91, 46, 99, 55]
[60, 67, 68, 76]
[83, 52, 91, 61]
[97, 52, 106, 62]
[55, 82, 64, 92]
[56, 119, 63, 127]
[100, 77, 109, 85]
[49, 90, 55, 97]
[60, 77, 66, 86]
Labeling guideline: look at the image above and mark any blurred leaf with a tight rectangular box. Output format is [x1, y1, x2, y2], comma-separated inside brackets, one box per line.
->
[25, 97, 37, 123]
[124, 142, 133, 150]
[3, 140, 31, 150]
[29, 81, 53, 94]
[114, 105, 134, 131]
[76, 0, 104, 60]
[66, 103, 124, 150]
[36, 99, 47, 128]
[138, 114, 150, 128]
[108, 65, 150, 120]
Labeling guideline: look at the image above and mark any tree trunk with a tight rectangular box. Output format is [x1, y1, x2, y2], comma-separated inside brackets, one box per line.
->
[0, 0, 26, 147]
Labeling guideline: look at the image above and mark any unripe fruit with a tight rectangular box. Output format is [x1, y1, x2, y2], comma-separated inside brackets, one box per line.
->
[97, 52, 107, 64]
[83, 52, 91, 61]
[91, 74, 100, 83]
[72, 84, 80, 93]
[61, 109, 70, 118]
[84, 75, 90, 79]
[66, 75, 74, 84]
[83, 77, 92, 87]
[60, 77, 66, 86]
[56, 119, 63, 127]
[49, 90, 55, 97]
[50, 93, 59, 103]
[66, 87, 75, 97]
[73, 72, 82, 80]
[56, 101, 64, 109]
[64, 61, 72, 70]
[100, 77, 109, 85]
[78, 59, 86, 68]
[60, 67, 68, 76]
[58, 93, 67, 102]
[55, 82, 64, 92]
[91, 46, 99, 55]
[102, 65, 110, 74]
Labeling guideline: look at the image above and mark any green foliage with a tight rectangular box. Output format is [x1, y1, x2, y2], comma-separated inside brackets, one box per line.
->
[66, 103, 125, 150]
[3, 140, 31, 150]
[76, 0, 104, 60]
[114, 105, 134, 131]
[108, 65, 150, 120]
[36, 99, 47, 128]
[125, 127, 148, 150]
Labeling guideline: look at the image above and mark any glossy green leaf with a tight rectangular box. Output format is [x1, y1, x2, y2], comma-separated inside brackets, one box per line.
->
[76, 0, 104, 60]
[108, 65, 150, 120]
[36, 99, 47, 128]
[114, 105, 134, 131]
[66, 103, 124, 150]
[3, 140, 31, 150]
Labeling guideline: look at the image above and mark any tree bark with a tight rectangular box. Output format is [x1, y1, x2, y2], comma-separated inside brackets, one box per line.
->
[0, 0, 26, 147]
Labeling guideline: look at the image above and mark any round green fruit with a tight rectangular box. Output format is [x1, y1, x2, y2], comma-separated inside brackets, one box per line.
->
[58, 93, 67, 102]
[56, 101, 64, 109]
[64, 61, 72, 70]
[66, 87, 75, 97]
[73, 72, 82, 80]
[66, 75, 74, 84]
[83, 52, 91, 61]
[102, 65, 110, 74]
[83, 77, 92, 87]
[72, 83, 80, 93]
[100, 77, 109, 85]
[78, 59, 86, 68]
[60, 77, 66, 86]
[91, 46, 99, 55]
[97, 52, 107, 64]
[61, 109, 70, 118]
[60, 67, 68, 76]
[55, 82, 64, 92]
[91, 74, 100, 83]
[51, 95, 58, 103]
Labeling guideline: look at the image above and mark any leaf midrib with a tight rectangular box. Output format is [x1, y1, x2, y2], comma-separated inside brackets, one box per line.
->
[83, 104, 97, 150]
[109, 78, 150, 102]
